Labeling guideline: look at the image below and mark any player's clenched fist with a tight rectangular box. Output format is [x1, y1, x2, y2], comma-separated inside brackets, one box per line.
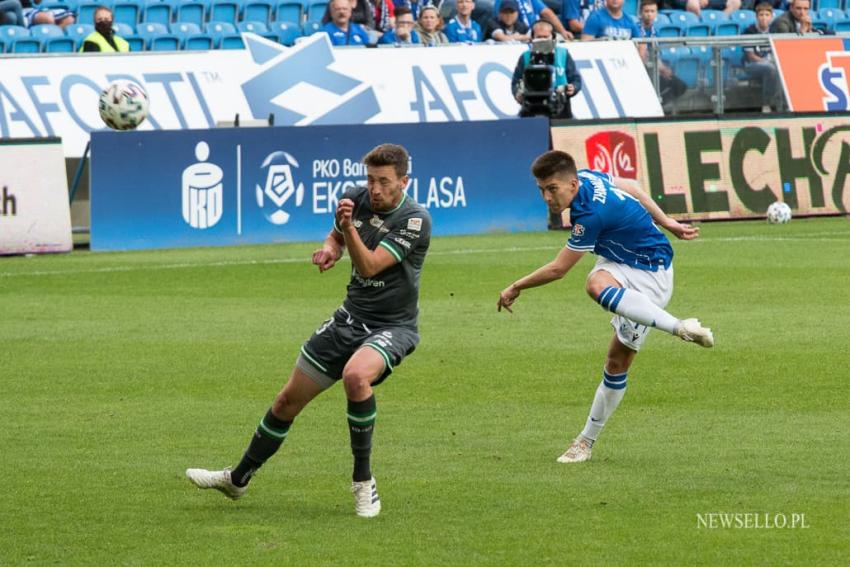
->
[336, 198, 355, 230]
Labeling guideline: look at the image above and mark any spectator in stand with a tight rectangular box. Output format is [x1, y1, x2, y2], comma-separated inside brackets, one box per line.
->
[668, 0, 740, 19]
[374, 0, 396, 33]
[415, 4, 450, 45]
[322, 0, 372, 45]
[496, 0, 573, 40]
[745, 2, 782, 112]
[581, 0, 641, 41]
[769, 0, 813, 33]
[561, 0, 604, 36]
[485, 0, 531, 42]
[1, 0, 24, 26]
[638, 0, 686, 104]
[396, 0, 438, 20]
[21, 0, 75, 29]
[323, 0, 377, 30]
[378, 6, 420, 43]
[80, 6, 128, 52]
[445, 0, 482, 43]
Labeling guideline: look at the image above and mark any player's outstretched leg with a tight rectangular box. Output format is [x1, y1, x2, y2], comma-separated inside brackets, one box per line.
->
[593, 284, 714, 348]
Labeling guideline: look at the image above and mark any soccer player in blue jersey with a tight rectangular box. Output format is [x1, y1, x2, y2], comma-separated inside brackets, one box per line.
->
[497, 150, 713, 463]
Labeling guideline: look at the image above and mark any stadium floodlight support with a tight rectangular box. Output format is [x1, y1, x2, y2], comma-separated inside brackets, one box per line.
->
[216, 113, 276, 128]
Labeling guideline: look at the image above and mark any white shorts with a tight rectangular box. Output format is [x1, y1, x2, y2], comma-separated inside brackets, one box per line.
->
[588, 256, 674, 351]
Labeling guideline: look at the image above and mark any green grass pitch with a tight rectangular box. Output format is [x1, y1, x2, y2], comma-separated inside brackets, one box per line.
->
[2, 217, 848, 565]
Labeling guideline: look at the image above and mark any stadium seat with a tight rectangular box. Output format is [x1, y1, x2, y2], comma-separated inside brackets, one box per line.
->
[45, 37, 76, 52]
[699, 9, 727, 24]
[113, 22, 135, 37]
[818, 0, 843, 9]
[836, 20, 850, 33]
[184, 33, 215, 49]
[143, 2, 172, 25]
[660, 45, 689, 65]
[220, 34, 245, 49]
[136, 21, 169, 46]
[0, 25, 31, 43]
[721, 46, 744, 74]
[64, 23, 94, 43]
[205, 21, 237, 46]
[624, 0, 638, 16]
[151, 34, 180, 50]
[684, 22, 711, 36]
[113, 1, 141, 26]
[656, 23, 683, 37]
[125, 35, 145, 50]
[674, 56, 700, 88]
[667, 10, 699, 26]
[270, 20, 301, 44]
[818, 7, 846, 25]
[306, 0, 328, 22]
[654, 13, 670, 25]
[243, 2, 274, 23]
[209, 1, 240, 24]
[77, 2, 102, 26]
[29, 24, 65, 41]
[714, 21, 740, 36]
[170, 21, 202, 42]
[301, 20, 322, 35]
[177, 2, 206, 26]
[42, 1, 78, 10]
[276, 1, 305, 24]
[0, 40, 5, 53]
[811, 19, 831, 32]
[730, 9, 756, 28]
[237, 21, 270, 33]
[12, 38, 42, 53]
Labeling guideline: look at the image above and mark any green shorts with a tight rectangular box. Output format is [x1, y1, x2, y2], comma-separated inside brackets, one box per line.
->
[297, 307, 419, 390]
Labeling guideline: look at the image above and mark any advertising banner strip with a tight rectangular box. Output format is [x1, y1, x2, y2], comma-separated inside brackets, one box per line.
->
[772, 36, 850, 112]
[90, 118, 551, 251]
[0, 137, 72, 255]
[1, 34, 662, 158]
[552, 114, 850, 220]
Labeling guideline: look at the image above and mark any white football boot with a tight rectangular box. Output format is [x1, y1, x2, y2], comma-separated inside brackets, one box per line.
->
[557, 437, 593, 464]
[351, 477, 381, 518]
[675, 318, 714, 348]
[185, 468, 247, 500]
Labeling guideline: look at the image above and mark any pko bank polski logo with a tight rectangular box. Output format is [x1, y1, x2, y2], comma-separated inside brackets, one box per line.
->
[240, 33, 380, 126]
[818, 51, 850, 111]
[256, 151, 305, 225]
[182, 141, 223, 229]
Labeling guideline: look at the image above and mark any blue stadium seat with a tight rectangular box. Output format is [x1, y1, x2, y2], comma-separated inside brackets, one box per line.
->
[64, 23, 94, 42]
[185, 33, 215, 49]
[269, 20, 300, 44]
[43, 1, 78, 11]
[45, 37, 76, 51]
[29, 24, 65, 41]
[661, 45, 689, 65]
[237, 21, 270, 33]
[0, 25, 31, 43]
[220, 34, 245, 49]
[12, 38, 42, 53]
[125, 35, 145, 50]
[301, 20, 321, 35]
[684, 22, 711, 36]
[674, 56, 700, 88]
[306, 0, 327, 22]
[113, 22, 135, 37]
[143, 3, 171, 25]
[243, 1, 274, 23]
[811, 19, 831, 32]
[730, 9, 756, 28]
[77, 2, 102, 26]
[136, 21, 168, 46]
[774, 9, 784, 19]
[656, 23, 683, 37]
[0, 40, 5, 54]
[170, 22, 202, 42]
[667, 10, 699, 26]
[654, 13, 670, 24]
[276, 1, 304, 24]
[176, 2, 206, 26]
[836, 19, 850, 32]
[624, 0, 638, 16]
[151, 34, 180, 50]
[817, 0, 843, 9]
[721, 46, 744, 74]
[818, 7, 846, 25]
[113, 1, 141, 26]
[205, 21, 238, 45]
[699, 9, 727, 24]
[714, 21, 740, 36]
[209, 1, 240, 24]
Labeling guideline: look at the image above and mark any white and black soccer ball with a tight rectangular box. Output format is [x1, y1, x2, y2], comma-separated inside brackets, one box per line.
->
[98, 80, 149, 131]
[766, 201, 792, 224]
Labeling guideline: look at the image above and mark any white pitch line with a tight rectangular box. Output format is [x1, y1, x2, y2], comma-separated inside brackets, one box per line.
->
[1, 236, 848, 279]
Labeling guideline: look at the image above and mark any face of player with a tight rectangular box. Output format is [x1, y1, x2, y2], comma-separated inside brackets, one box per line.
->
[419, 9, 439, 32]
[756, 9, 772, 29]
[456, 0, 474, 17]
[790, 0, 809, 20]
[640, 4, 657, 26]
[367, 165, 408, 212]
[536, 174, 578, 213]
[395, 14, 415, 39]
[330, 0, 352, 26]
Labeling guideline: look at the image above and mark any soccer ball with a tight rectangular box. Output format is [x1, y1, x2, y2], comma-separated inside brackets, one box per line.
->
[766, 201, 792, 224]
[98, 81, 149, 130]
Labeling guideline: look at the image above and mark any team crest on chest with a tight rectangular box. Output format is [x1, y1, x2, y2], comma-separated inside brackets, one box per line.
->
[370, 215, 384, 228]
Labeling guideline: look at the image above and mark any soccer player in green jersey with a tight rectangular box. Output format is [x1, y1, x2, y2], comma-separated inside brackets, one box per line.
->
[187, 144, 432, 517]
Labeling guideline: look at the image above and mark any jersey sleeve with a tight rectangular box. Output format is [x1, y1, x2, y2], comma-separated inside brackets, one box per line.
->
[566, 210, 602, 253]
[379, 211, 432, 263]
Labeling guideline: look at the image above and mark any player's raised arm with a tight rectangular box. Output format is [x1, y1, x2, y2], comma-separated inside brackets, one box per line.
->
[311, 229, 345, 273]
[612, 177, 700, 241]
[498, 247, 585, 312]
[336, 198, 398, 278]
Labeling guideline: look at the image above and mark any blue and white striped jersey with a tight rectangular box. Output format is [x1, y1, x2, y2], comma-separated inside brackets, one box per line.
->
[566, 169, 673, 271]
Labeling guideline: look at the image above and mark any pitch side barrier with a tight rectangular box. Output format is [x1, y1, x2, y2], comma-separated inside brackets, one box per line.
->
[550, 112, 850, 221]
[89, 119, 550, 252]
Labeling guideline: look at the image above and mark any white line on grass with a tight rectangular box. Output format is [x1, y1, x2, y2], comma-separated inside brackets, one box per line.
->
[2, 235, 848, 278]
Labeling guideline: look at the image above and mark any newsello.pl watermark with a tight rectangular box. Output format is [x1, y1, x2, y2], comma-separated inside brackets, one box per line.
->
[696, 512, 810, 529]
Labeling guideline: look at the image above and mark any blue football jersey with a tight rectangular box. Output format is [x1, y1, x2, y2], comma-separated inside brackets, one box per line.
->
[566, 169, 673, 271]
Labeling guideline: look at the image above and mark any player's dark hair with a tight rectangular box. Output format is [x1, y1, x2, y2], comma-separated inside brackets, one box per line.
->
[531, 150, 578, 180]
[364, 144, 409, 178]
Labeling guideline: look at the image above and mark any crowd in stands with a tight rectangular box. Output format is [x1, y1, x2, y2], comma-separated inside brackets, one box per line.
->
[0, 0, 839, 54]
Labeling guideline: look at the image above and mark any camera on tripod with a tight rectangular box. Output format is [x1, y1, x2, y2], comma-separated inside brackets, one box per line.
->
[520, 38, 566, 117]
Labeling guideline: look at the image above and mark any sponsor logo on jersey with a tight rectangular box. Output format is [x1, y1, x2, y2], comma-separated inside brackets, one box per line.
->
[572, 223, 585, 236]
[407, 217, 422, 231]
[370, 215, 384, 228]
[585, 131, 637, 179]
